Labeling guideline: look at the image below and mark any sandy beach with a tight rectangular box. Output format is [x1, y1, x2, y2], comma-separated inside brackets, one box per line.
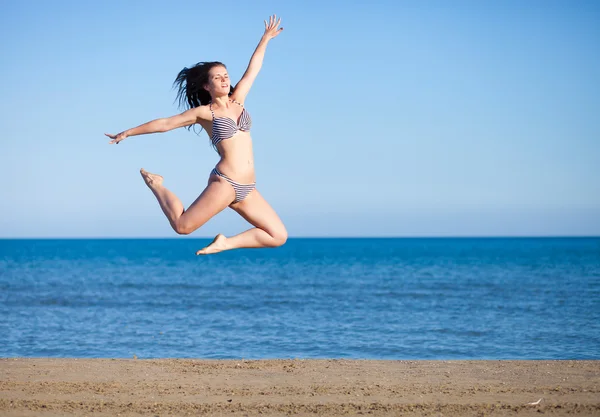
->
[1, 359, 598, 416]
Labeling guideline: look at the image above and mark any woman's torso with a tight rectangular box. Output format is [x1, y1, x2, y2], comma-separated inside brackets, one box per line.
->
[202, 99, 255, 183]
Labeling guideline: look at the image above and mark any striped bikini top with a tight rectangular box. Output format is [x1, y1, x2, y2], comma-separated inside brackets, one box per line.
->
[209, 99, 252, 148]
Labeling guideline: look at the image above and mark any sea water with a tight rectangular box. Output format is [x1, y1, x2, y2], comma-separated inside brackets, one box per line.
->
[1, 237, 598, 359]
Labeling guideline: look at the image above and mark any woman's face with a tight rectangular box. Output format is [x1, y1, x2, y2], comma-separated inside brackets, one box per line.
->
[205, 66, 230, 96]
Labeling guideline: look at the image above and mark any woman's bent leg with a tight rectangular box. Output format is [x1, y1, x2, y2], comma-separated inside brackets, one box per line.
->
[196, 189, 287, 254]
[141, 168, 235, 235]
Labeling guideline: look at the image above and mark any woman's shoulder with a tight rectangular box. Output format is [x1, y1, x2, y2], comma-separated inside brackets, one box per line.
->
[192, 104, 213, 121]
[228, 93, 245, 106]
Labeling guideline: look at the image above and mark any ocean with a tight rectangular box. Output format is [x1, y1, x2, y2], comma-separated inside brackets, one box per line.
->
[1, 237, 598, 360]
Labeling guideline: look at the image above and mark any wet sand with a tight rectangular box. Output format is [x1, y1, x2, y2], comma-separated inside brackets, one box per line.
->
[1, 359, 599, 416]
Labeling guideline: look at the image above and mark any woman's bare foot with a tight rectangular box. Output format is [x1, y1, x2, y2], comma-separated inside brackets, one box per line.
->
[196, 234, 229, 255]
[140, 168, 164, 190]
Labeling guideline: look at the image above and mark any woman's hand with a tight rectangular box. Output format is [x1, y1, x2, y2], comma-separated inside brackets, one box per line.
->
[105, 131, 128, 145]
[263, 14, 283, 40]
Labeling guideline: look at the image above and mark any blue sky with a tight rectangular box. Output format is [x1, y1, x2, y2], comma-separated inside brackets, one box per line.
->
[1, 0, 598, 238]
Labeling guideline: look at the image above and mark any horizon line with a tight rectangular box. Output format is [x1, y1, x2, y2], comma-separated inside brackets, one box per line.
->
[1, 235, 599, 240]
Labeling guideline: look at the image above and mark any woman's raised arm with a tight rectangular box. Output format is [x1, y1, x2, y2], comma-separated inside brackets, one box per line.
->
[231, 14, 283, 103]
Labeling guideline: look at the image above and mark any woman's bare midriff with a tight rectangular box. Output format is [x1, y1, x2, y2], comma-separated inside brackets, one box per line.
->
[213, 132, 256, 183]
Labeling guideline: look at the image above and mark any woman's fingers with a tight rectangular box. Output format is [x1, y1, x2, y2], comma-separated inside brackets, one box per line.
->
[105, 133, 124, 144]
[264, 14, 282, 35]
[266, 14, 279, 29]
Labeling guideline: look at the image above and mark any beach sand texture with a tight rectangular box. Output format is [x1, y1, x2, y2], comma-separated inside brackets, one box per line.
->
[1, 359, 599, 416]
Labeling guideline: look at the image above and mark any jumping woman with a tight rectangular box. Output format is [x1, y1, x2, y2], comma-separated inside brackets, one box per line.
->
[105, 15, 287, 255]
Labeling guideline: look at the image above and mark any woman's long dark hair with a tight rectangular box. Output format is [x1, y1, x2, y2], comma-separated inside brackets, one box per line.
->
[173, 61, 234, 111]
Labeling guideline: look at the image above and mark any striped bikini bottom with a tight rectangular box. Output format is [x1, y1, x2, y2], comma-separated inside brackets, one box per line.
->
[211, 168, 256, 203]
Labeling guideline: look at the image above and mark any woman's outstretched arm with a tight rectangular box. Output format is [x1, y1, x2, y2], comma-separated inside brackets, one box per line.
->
[105, 107, 200, 144]
[231, 14, 283, 103]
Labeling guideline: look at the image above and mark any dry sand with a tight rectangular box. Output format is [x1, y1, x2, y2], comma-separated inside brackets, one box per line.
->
[1, 358, 599, 416]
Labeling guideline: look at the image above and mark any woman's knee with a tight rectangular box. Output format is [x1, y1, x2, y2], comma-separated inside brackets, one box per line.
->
[173, 218, 199, 235]
[270, 228, 288, 247]
[174, 225, 193, 235]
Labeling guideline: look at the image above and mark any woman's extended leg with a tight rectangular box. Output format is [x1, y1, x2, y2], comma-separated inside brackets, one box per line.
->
[196, 189, 287, 255]
[140, 168, 235, 235]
